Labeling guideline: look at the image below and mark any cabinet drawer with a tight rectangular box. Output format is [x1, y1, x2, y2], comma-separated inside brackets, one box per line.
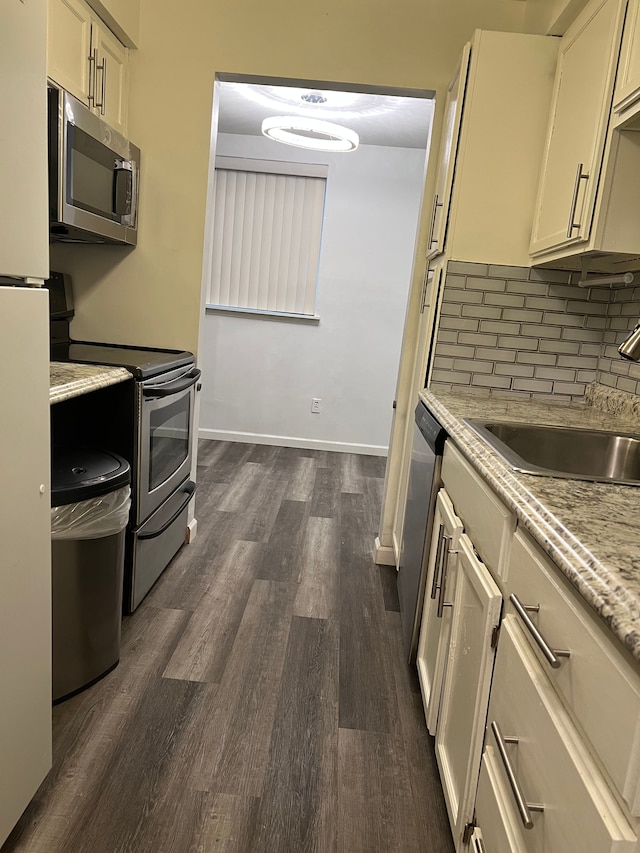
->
[508, 530, 640, 814]
[441, 441, 515, 579]
[487, 618, 636, 852]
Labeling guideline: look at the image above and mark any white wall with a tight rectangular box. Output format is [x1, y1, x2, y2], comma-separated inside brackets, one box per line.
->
[199, 133, 426, 454]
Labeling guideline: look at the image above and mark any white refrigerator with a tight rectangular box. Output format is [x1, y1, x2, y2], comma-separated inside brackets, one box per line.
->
[0, 0, 52, 845]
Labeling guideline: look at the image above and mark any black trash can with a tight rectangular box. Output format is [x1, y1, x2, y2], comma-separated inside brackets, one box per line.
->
[50, 448, 131, 703]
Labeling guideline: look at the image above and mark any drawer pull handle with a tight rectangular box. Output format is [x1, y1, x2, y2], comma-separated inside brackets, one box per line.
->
[437, 535, 452, 618]
[427, 193, 443, 249]
[430, 524, 445, 600]
[473, 836, 487, 853]
[510, 594, 571, 669]
[491, 721, 544, 830]
[566, 162, 589, 238]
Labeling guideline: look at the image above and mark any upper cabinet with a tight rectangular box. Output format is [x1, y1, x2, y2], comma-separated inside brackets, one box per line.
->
[529, 0, 640, 270]
[47, 0, 129, 134]
[614, 0, 640, 120]
[426, 30, 560, 267]
[530, 0, 627, 259]
[426, 44, 471, 260]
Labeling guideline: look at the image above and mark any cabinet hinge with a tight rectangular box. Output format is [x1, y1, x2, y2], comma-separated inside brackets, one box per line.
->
[462, 821, 475, 845]
[491, 624, 501, 649]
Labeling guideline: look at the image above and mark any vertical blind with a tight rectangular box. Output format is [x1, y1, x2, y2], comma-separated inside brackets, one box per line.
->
[208, 159, 327, 316]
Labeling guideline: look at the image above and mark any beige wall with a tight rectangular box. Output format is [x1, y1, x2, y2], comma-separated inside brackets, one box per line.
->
[523, 0, 589, 34]
[55, 0, 529, 357]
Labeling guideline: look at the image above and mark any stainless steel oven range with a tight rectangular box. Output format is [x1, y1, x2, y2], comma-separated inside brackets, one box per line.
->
[64, 342, 200, 611]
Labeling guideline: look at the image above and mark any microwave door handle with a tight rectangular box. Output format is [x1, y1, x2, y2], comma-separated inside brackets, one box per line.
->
[113, 164, 133, 216]
[143, 368, 202, 398]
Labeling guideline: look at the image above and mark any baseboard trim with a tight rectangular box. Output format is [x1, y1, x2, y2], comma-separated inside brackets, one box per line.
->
[374, 537, 397, 567]
[198, 428, 388, 457]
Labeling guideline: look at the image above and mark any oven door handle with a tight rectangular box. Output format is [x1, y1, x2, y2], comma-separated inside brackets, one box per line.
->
[143, 368, 202, 398]
[137, 481, 196, 540]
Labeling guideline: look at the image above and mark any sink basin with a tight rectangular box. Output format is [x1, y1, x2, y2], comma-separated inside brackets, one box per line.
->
[463, 419, 640, 485]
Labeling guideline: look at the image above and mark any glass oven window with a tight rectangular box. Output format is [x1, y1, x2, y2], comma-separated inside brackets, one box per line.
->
[148, 396, 190, 492]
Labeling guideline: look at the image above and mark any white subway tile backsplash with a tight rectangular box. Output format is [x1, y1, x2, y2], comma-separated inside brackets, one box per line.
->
[445, 289, 484, 304]
[503, 309, 543, 323]
[516, 352, 557, 365]
[539, 340, 580, 354]
[447, 261, 489, 275]
[560, 328, 602, 342]
[439, 317, 480, 331]
[430, 260, 640, 402]
[498, 336, 538, 350]
[512, 378, 554, 393]
[458, 332, 499, 347]
[466, 277, 507, 292]
[542, 312, 585, 328]
[576, 370, 598, 383]
[470, 374, 512, 389]
[484, 292, 526, 307]
[520, 324, 562, 339]
[453, 358, 494, 374]
[475, 347, 517, 363]
[566, 300, 608, 315]
[506, 280, 546, 295]
[558, 354, 598, 369]
[526, 296, 564, 311]
[535, 367, 577, 381]
[431, 369, 471, 384]
[494, 363, 535, 377]
[552, 382, 586, 395]
[584, 316, 608, 329]
[528, 268, 572, 283]
[461, 305, 502, 319]
[488, 264, 529, 280]
[436, 343, 476, 359]
[479, 320, 520, 335]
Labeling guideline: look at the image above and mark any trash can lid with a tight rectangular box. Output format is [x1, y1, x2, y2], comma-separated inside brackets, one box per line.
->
[51, 448, 131, 505]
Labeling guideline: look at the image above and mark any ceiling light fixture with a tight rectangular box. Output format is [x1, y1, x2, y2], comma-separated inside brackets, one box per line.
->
[261, 116, 359, 152]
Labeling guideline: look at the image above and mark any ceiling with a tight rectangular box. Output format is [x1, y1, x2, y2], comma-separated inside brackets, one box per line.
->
[216, 81, 434, 150]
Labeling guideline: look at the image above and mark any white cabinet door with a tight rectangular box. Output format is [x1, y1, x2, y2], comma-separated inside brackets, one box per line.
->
[47, 0, 92, 105]
[0, 288, 52, 846]
[426, 43, 471, 260]
[529, 0, 626, 258]
[435, 534, 502, 852]
[47, 0, 129, 134]
[416, 488, 463, 735]
[614, 0, 640, 117]
[92, 21, 129, 134]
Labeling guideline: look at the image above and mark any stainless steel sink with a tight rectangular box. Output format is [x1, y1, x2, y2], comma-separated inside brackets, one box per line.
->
[464, 419, 640, 485]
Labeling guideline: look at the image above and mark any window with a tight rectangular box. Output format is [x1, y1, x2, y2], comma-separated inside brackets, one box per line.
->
[206, 157, 328, 319]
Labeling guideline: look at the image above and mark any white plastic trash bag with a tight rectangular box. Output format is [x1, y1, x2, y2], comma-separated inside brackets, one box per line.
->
[51, 486, 131, 540]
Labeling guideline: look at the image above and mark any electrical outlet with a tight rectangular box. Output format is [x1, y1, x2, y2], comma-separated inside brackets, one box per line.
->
[311, 398, 321, 414]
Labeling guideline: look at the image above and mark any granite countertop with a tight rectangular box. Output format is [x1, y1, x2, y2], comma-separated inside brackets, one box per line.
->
[50, 361, 132, 404]
[420, 384, 640, 663]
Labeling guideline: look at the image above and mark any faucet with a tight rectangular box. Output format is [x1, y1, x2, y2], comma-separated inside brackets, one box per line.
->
[619, 323, 640, 361]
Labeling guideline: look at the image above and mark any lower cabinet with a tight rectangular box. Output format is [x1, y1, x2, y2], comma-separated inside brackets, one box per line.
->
[417, 438, 640, 851]
[416, 489, 463, 736]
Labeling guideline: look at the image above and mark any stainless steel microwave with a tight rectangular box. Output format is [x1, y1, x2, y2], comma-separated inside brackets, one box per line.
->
[47, 85, 140, 246]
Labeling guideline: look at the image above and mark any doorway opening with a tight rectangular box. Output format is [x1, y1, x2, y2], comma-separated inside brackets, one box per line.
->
[198, 73, 435, 456]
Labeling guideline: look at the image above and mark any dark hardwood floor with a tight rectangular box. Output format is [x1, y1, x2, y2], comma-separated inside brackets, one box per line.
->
[2, 441, 454, 853]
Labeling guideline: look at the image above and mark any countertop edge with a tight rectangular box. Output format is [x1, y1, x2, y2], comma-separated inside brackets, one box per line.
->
[420, 388, 640, 664]
[50, 362, 132, 404]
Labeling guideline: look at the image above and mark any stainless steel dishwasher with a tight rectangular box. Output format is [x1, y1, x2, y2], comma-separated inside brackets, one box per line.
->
[397, 401, 447, 663]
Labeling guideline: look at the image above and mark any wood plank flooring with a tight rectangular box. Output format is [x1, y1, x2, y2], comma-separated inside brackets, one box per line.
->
[2, 442, 454, 853]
